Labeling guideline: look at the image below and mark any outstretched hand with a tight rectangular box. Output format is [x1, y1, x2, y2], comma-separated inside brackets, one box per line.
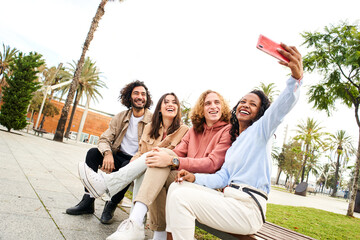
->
[277, 43, 303, 80]
[175, 169, 195, 183]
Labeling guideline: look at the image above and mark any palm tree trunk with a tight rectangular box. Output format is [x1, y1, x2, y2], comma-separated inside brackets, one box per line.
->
[301, 143, 310, 182]
[331, 153, 341, 197]
[306, 168, 311, 183]
[347, 128, 360, 216]
[275, 167, 282, 185]
[53, 0, 108, 142]
[76, 93, 91, 142]
[65, 90, 80, 138]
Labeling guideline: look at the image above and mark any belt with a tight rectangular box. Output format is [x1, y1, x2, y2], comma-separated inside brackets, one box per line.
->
[229, 184, 267, 223]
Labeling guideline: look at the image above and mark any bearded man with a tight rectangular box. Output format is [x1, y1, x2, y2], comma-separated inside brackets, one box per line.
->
[66, 80, 153, 224]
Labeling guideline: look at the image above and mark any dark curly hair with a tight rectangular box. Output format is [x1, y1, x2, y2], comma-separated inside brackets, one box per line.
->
[229, 90, 271, 142]
[118, 80, 152, 109]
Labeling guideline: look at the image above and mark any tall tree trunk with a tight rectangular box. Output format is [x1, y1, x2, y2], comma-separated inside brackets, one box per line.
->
[65, 90, 80, 138]
[76, 93, 91, 142]
[275, 168, 282, 185]
[301, 143, 310, 182]
[288, 175, 294, 192]
[53, 0, 108, 142]
[331, 151, 341, 197]
[39, 111, 46, 129]
[347, 128, 360, 216]
[306, 168, 311, 183]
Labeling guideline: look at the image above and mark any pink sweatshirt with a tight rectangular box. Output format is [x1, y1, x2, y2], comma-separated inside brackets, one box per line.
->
[173, 121, 232, 173]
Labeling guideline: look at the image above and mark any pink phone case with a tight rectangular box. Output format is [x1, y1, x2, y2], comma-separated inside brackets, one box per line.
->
[256, 35, 289, 63]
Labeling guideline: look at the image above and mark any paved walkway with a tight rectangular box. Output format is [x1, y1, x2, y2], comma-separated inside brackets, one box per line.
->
[0, 127, 359, 239]
[0, 127, 153, 240]
[268, 187, 360, 218]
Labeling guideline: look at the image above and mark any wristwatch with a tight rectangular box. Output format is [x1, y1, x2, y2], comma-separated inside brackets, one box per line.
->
[171, 157, 180, 170]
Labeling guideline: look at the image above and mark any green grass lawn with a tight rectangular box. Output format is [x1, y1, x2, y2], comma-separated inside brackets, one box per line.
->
[266, 203, 360, 240]
[194, 204, 360, 240]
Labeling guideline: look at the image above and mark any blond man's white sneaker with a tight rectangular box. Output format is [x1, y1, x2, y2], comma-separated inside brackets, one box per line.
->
[106, 218, 145, 240]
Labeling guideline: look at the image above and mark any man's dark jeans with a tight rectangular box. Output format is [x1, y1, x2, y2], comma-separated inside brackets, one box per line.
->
[85, 147, 131, 204]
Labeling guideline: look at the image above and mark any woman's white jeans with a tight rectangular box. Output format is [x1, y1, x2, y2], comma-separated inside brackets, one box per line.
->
[102, 152, 148, 198]
[165, 182, 266, 240]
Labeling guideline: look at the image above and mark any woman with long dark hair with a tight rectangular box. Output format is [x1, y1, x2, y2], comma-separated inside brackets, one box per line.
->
[78, 93, 189, 223]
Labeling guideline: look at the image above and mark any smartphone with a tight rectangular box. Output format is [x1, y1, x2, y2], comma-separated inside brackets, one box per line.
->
[256, 35, 289, 63]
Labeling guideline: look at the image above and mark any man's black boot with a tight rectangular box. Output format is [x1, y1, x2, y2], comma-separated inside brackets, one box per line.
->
[66, 194, 95, 215]
[100, 201, 118, 224]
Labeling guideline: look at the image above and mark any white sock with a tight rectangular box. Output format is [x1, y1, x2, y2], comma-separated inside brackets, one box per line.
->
[129, 201, 148, 226]
[152, 231, 167, 240]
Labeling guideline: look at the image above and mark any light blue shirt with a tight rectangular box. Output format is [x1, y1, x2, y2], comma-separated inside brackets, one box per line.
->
[194, 76, 302, 194]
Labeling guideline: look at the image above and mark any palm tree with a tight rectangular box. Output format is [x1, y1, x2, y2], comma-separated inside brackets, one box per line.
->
[0, 44, 18, 85]
[327, 130, 354, 197]
[294, 118, 326, 183]
[62, 57, 106, 138]
[304, 145, 322, 183]
[316, 162, 333, 193]
[180, 99, 192, 127]
[53, 0, 124, 142]
[0, 44, 18, 101]
[255, 82, 279, 102]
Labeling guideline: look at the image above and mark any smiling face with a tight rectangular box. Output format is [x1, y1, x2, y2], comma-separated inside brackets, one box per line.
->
[236, 93, 261, 127]
[130, 86, 147, 110]
[160, 94, 178, 120]
[203, 92, 222, 127]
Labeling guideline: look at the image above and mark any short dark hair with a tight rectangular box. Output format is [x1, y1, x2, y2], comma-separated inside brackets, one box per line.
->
[118, 80, 152, 109]
[229, 90, 270, 142]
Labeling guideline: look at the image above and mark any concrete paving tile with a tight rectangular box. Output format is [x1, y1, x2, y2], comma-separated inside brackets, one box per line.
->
[0, 152, 14, 162]
[50, 208, 107, 232]
[61, 229, 113, 240]
[63, 184, 86, 197]
[0, 167, 28, 182]
[28, 177, 69, 193]
[22, 168, 57, 181]
[0, 178, 37, 198]
[50, 168, 78, 181]
[36, 190, 81, 210]
[0, 195, 48, 218]
[16, 159, 47, 171]
[0, 213, 63, 240]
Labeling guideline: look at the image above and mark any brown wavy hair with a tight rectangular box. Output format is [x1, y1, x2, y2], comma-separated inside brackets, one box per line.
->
[190, 90, 231, 133]
[149, 93, 182, 139]
[118, 80, 153, 109]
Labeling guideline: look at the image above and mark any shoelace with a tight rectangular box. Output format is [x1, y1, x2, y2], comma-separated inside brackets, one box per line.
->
[117, 219, 133, 231]
[87, 166, 103, 183]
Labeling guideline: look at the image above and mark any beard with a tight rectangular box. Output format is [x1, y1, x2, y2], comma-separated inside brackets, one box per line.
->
[131, 98, 146, 110]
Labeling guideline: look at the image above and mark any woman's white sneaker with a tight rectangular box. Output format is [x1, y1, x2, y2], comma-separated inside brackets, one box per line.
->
[78, 162, 108, 198]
